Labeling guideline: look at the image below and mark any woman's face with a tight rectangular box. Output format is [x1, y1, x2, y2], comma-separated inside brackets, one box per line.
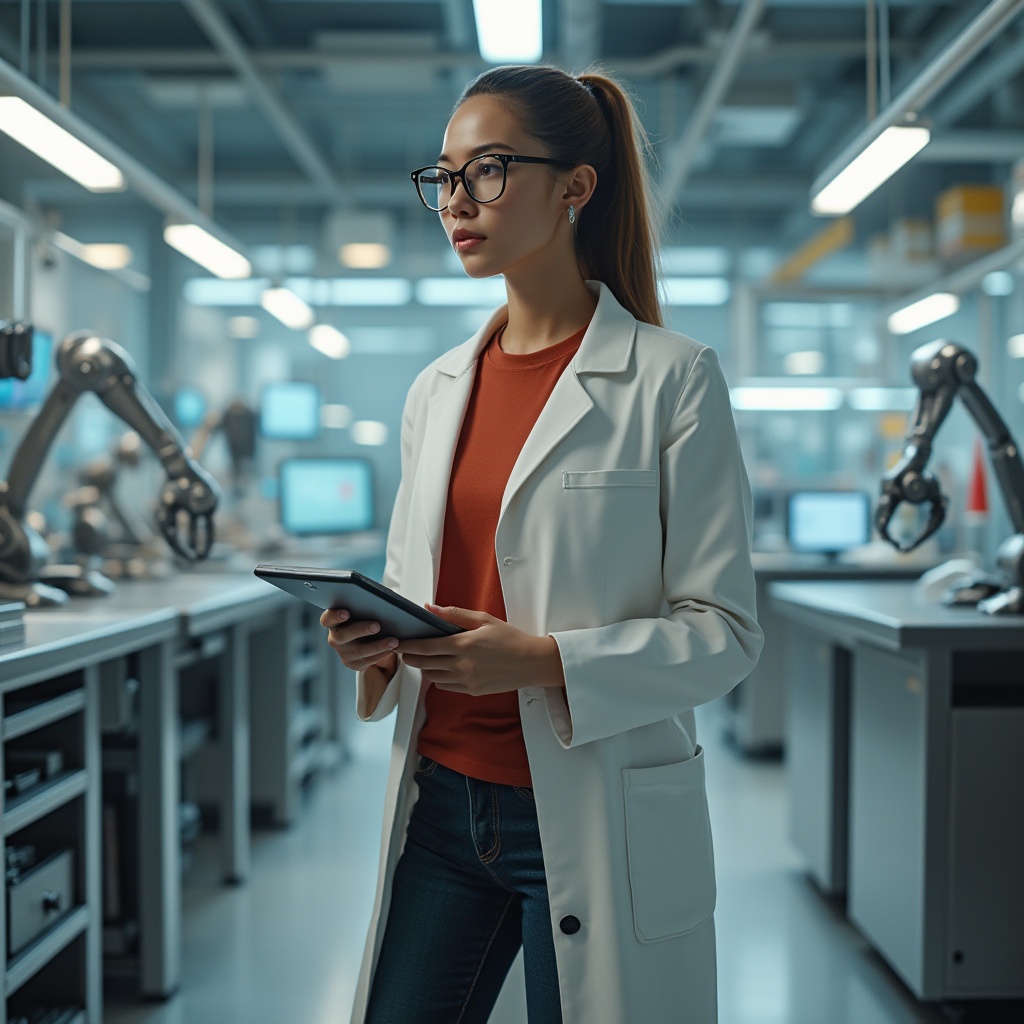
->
[437, 94, 568, 279]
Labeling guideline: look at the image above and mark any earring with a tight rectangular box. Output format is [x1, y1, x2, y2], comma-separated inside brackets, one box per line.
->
[568, 205, 576, 225]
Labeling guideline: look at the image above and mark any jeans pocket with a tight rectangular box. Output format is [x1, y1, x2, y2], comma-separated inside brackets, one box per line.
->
[513, 786, 535, 803]
[415, 756, 439, 777]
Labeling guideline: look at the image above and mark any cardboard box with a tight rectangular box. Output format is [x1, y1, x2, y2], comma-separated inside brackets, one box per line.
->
[935, 185, 1005, 260]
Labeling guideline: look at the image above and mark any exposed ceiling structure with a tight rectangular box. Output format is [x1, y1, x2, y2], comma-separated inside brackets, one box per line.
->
[1, 0, 1023, 284]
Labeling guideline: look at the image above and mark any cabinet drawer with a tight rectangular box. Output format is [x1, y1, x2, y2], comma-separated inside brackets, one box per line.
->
[8, 849, 75, 957]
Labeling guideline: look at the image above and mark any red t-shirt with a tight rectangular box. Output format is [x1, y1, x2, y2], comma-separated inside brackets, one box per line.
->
[416, 322, 586, 786]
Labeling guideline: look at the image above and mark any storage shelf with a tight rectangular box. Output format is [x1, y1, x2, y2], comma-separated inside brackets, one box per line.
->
[4, 904, 88, 997]
[180, 716, 213, 760]
[3, 690, 85, 741]
[3, 770, 88, 836]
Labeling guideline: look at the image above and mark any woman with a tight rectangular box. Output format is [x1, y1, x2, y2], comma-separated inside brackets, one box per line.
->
[323, 64, 762, 1024]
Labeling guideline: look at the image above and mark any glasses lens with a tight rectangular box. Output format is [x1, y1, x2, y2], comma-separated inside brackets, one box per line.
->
[465, 156, 506, 203]
[416, 168, 450, 210]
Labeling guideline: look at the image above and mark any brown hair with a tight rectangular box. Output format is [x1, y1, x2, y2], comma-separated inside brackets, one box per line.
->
[459, 65, 664, 327]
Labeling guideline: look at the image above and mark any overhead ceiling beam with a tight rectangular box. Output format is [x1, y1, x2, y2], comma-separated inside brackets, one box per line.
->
[65, 38, 911, 75]
[562, 0, 602, 70]
[919, 129, 1024, 162]
[179, 0, 344, 203]
[929, 27, 1024, 127]
[659, 0, 767, 203]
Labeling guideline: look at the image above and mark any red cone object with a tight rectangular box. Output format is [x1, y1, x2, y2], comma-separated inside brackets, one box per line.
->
[966, 438, 989, 516]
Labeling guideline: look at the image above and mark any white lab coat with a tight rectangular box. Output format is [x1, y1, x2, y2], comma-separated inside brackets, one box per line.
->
[349, 281, 763, 1023]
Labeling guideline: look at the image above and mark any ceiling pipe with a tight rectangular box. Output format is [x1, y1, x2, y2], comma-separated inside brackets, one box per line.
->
[659, 0, 767, 203]
[180, 0, 345, 204]
[810, 0, 1024, 207]
[0, 54, 251, 260]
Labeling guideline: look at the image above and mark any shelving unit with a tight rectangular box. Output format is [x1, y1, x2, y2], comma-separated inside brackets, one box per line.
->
[1, 669, 100, 1024]
[249, 601, 338, 827]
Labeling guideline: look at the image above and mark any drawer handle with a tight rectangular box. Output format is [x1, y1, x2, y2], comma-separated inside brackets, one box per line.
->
[41, 891, 62, 914]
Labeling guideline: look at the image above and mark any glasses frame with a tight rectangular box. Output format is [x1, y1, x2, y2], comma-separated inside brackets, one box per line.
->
[410, 153, 574, 211]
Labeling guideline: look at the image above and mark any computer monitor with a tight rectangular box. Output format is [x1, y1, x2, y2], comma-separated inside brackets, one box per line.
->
[175, 387, 207, 429]
[0, 330, 54, 409]
[279, 457, 375, 535]
[260, 381, 320, 440]
[786, 490, 872, 557]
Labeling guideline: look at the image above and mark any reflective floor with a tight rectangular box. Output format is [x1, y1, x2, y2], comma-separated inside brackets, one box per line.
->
[105, 700, 1017, 1024]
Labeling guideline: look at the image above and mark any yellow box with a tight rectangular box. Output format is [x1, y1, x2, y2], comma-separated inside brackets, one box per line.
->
[935, 185, 1005, 259]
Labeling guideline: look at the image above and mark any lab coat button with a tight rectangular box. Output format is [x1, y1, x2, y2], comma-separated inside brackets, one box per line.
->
[559, 915, 581, 935]
[502, 556, 513, 566]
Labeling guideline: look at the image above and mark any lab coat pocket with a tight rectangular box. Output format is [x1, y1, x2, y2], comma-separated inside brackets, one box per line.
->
[562, 469, 657, 489]
[622, 746, 716, 943]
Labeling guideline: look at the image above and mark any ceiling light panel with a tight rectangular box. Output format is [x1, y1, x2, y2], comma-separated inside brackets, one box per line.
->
[0, 97, 125, 191]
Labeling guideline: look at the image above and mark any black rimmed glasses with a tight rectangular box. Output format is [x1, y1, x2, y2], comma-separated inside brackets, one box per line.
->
[410, 153, 573, 211]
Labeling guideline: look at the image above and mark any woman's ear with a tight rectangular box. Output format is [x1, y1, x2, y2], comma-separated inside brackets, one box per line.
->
[562, 164, 598, 214]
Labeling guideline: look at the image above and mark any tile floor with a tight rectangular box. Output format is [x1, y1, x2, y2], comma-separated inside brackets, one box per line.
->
[104, 700, 1017, 1024]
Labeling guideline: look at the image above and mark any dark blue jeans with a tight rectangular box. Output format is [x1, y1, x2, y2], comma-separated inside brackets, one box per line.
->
[364, 756, 563, 1024]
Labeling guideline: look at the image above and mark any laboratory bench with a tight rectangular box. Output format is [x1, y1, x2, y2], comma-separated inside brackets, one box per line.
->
[721, 552, 928, 756]
[770, 580, 1024, 1004]
[0, 532, 383, 1016]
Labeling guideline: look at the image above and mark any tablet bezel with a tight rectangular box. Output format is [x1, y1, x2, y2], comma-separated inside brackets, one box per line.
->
[253, 564, 464, 640]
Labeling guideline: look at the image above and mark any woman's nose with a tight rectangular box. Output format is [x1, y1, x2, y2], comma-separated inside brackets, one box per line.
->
[446, 176, 476, 217]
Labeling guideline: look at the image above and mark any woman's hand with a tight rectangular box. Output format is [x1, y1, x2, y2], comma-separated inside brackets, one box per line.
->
[320, 608, 399, 679]
[397, 604, 565, 695]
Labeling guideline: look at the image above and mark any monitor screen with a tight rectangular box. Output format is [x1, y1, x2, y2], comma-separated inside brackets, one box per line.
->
[279, 457, 374, 535]
[175, 387, 207, 429]
[260, 381, 320, 440]
[786, 490, 871, 555]
[0, 330, 54, 409]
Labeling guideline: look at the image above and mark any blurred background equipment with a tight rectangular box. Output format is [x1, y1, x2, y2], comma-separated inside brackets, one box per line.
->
[876, 339, 1024, 613]
[0, 331, 221, 605]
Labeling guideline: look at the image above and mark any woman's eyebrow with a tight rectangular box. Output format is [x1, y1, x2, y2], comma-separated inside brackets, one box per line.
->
[436, 142, 515, 164]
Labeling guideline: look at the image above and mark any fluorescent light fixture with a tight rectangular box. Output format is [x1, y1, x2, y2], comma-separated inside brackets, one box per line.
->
[811, 125, 931, 216]
[309, 323, 351, 359]
[228, 316, 259, 339]
[261, 286, 315, 330]
[1013, 192, 1024, 229]
[351, 420, 389, 446]
[321, 404, 354, 430]
[981, 270, 1014, 297]
[165, 223, 251, 280]
[0, 96, 125, 191]
[340, 243, 391, 269]
[78, 243, 133, 270]
[473, 0, 542, 63]
[184, 278, 266, 305]
[1008, 334, 1024, 358]
[660, 247, 730, 275]
[847, 387, 917, 411]
[329, 278, 411, 306]
[416, 277, 507, 306]
[783, 351, 826, 375]
[887, 291, 959, 335]
[661, 277, 731, 306]
[730, 386, 843, 411]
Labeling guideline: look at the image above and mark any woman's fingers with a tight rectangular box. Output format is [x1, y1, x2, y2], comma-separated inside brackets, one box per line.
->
[323, 613, 400, 670]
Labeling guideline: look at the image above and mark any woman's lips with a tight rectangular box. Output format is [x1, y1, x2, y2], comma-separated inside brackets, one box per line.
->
[452, 229, 485, 253]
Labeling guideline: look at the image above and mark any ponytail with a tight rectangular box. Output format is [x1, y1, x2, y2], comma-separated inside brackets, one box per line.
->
[460, 65, 664, 328]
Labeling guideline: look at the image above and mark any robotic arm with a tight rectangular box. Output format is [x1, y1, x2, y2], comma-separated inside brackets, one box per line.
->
[0, 331, 220, 604]
[876, 339, 1024, 613]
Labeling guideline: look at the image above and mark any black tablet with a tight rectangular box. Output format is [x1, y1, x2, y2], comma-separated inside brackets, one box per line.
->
[253, 565, 464, 641]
